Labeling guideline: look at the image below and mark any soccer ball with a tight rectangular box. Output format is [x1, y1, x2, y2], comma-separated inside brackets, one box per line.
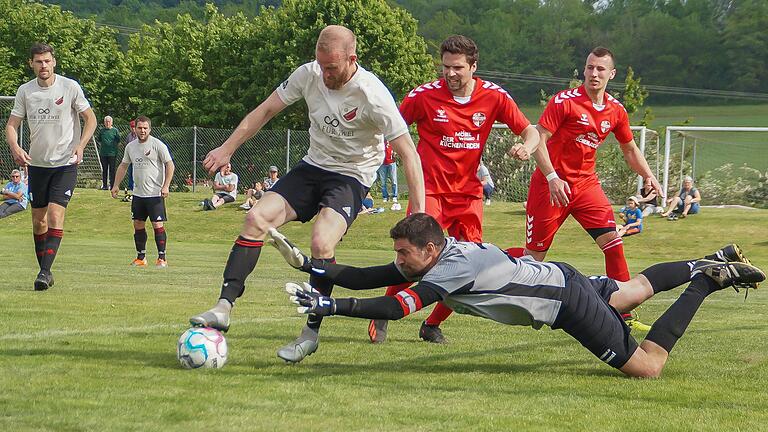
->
[177, 327, 228, 369]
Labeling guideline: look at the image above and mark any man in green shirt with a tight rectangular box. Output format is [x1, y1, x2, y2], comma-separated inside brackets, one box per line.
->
[97, 115, 121, 190]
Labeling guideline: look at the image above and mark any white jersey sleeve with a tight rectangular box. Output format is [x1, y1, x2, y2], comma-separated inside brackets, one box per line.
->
[11, 86, 26, 118]
[275, 64, 310, 106]
[361, 82, 409, 142]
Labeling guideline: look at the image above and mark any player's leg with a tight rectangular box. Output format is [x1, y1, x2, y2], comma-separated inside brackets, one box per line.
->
[620, 260, 765, 378]
[28, 166, 50, 270]
[524, 179, 567, 261]
[277, 171, 367, 362]
[149, 197, 168, 267]
[277, 207, 346, 362]
[190, 191, 297, 331]
[35, 165, 77, 291]
[132, 217, 149, 267]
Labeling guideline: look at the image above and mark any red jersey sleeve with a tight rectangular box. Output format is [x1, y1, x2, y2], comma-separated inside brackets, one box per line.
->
[612, 107, 634, 144]
[538, 96, 567, 135]
[399, 91, 421, 125]
[496, 93, 531, 135]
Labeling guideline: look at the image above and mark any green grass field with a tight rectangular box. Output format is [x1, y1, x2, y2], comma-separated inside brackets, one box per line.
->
[2, 189, 767, 431]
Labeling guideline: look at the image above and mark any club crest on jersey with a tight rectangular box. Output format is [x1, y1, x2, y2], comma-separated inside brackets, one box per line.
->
[144, 149, 151, 156]
[472, 112, 486, 127]
[342, 107, 358, 121]
[577, 113, 590, 126]
[55, 96, 64, 105]
[433, 108, 448, 123]
[600, 120, 611, 133]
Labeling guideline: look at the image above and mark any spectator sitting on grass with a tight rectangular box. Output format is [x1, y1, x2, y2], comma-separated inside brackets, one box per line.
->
[263, 166, 280, 190]
[616, 196, 643, 237]
[0, 169, 28, 219]
[637, 177, 661, 216]
[202, 163, 238, 211]
[239, 181, 264, 210]
[661, 176, 701, 220]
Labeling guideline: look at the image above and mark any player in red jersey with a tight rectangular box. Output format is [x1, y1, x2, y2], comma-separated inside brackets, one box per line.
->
[522, 47, 662, 329]
[367, 35, 539, 344]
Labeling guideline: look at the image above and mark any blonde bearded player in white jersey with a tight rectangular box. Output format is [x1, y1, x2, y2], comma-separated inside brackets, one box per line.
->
[189, 25, 426, 364]
[5, 43, 97, 291]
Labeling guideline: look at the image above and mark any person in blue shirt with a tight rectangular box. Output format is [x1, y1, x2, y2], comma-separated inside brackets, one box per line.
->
[617, 196, 643, 237]
[0, 169, 29, 218]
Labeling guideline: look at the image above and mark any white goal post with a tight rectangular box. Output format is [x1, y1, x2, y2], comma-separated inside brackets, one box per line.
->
[662, 126, 768, 200]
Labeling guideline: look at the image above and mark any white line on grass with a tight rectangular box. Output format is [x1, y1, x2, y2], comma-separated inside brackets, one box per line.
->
[0, 317, 298, 341]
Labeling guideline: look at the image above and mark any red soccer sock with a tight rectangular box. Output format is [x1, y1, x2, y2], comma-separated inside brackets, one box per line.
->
[504, 247, 526, 258]
[425, 302, 453, 326]
[601, 237, 630, 282]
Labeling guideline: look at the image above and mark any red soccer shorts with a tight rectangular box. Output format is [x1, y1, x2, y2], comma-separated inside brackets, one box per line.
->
[408, 193, 483, 242]
[525, 179, 615, 251]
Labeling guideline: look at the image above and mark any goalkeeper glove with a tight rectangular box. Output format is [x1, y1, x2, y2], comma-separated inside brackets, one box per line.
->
[285, 282, 336, 316]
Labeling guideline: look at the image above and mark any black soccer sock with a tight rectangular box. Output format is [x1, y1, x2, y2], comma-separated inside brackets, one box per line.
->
[645, 275, 719, 353]
[639, 260, 695, 294]
[219, 236, 263, 304]
[306, 257, 335, 331]
[134, 228, 147, 260]
[34, 232, 47, 268]
[39, 228, 63, 273]
[154, 226, 167, 259]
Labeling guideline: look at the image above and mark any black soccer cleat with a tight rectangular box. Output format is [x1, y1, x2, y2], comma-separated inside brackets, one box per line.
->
[708, 244, 758, 289]
[691, 260, 765, 291]
[33, 271, 53, 291]
[419, 321, 447, 344]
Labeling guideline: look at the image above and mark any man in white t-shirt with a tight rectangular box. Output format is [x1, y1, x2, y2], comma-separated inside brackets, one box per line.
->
[477, 160, 495, 205]
[5, 43, 97, 291]
[190, 25, 426, 364]
[202, 163, 239, 210]
[111, 116, 175, 268]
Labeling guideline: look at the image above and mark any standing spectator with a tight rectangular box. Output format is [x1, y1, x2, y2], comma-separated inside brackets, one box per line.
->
[637, 177, 661, 216]
[661, 176, 701, 220]
[377, 140, 400, 210]
[97, 115, 121, 190]
[5, 42, 97, 291]
[617, 196, 643, 237]
[0, 169, 29, 218]
[202, 163, 239, 211]
[124, 119, 137, 193]
[263, 165, 280, 190]
[477, 159, 495, 205]
[239, 181, 264, 210]
[111, 116, 174, 268]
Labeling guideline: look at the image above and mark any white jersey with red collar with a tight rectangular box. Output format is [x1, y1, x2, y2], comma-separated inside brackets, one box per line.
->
[400, 77, 530, 198]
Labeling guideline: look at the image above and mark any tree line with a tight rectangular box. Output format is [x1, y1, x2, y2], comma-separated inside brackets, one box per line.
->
[2, 0, 434, 128]
[5, 0, 767, 129]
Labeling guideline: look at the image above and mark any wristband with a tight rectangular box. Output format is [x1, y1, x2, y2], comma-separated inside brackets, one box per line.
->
[545, 172, 560, 182]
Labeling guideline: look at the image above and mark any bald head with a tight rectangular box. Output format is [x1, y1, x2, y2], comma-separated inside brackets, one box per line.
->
[316, 25, 357, 56]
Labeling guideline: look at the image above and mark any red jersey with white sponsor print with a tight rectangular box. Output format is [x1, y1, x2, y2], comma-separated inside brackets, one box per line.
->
[536, 85, 633, 187]
[400, 77, 530, 197]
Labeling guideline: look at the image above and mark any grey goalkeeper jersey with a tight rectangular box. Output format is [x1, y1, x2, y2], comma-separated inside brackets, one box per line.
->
[418, 238, 567, 329]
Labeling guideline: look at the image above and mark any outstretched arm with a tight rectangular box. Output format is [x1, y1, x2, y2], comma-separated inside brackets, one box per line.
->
[286, 282, 442, 320]
[268, 227, 408, 289]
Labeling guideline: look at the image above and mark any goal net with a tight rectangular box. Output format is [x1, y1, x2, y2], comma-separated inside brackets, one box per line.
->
[486, 124, 659, 203]
[1, 95, 102, 186]
[663, 127, 768, 208]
